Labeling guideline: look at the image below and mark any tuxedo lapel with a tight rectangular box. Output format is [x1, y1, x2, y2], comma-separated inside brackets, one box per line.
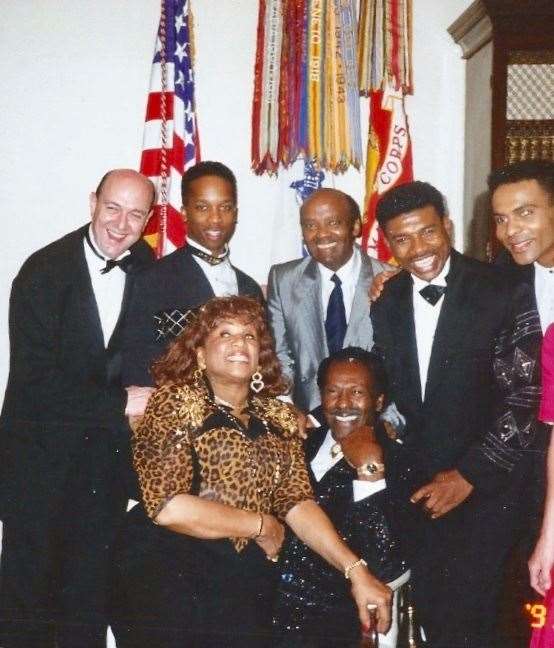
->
[182, 247, 216, 299]
[107, 272, 133, 352]
[236, 269, 250, 295]
[344, 254, 373, 347]
[304, 426, 328, 463]
[519, 264, 536, 307]
[389, 273, 422, 404]
[424, 251, 473, 401]
[72, 229, 106, 358]
[108, 241, 154, 352]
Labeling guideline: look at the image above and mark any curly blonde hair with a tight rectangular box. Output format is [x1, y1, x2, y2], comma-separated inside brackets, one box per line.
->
[151, 295, 289, 397]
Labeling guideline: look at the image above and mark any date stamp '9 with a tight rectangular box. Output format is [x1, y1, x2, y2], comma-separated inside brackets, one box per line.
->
[526, 603, 547, 629]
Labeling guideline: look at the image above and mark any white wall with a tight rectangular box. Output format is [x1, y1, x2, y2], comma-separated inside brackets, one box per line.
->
[0, 0, 473, 395]
[464, 41, 493, 260]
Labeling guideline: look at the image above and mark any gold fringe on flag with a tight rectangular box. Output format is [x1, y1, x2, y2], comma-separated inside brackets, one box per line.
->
[251, 0, 363, 174]
[358, 0, 412, 95]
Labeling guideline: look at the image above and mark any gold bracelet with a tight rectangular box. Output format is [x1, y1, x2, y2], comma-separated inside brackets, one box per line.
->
[344, 557, 367, 580]
[252, 512, 264, 539]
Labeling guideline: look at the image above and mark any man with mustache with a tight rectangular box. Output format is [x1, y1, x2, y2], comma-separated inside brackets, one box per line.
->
[488, 161, 554, 599]
[122, 161, 262, 388]
[273, 347, 408, 647]
[370, 180, 543, 647]
[267, 188, 390, 413]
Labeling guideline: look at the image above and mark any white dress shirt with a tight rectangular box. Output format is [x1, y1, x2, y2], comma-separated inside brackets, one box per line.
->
[83, 226, 127, 346]
[310, 429, 387, 502]
[534, 261, 554, 333]
[189, 240, 238, 297]
[412, 256, 450, 400]
[318, 247, 361, 323]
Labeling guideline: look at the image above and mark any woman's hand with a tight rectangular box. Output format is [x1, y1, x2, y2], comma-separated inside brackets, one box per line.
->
[529, 533, 554, 596]
[349, 567, 392, 634]
[255, 513, 285, 560]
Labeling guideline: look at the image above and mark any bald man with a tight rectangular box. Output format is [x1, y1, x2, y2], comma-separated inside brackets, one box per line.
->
[0, 170, 155, 648]
[267, 188, 390, 412]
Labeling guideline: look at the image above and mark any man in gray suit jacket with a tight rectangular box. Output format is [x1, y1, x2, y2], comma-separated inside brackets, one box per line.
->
[267, 188, 390, 412]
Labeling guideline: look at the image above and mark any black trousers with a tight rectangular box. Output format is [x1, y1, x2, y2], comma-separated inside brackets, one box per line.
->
[110, 506, 278, 648]
[0, 428, 129, 648]
[409, 489, 525, 648]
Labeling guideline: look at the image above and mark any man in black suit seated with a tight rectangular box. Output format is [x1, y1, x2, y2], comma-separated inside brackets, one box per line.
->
[122, 161, 263, 388]
[274, 347, 408, 648]
[370, 181, 544, 647]
[0, 169, 155, 648]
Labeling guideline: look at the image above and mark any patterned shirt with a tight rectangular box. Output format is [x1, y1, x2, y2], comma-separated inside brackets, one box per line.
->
[133, 383, 314, 551]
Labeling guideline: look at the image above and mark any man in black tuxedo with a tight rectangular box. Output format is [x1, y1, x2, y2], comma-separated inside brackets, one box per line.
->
[370, 181, 543, 647]
[0, 169, 156, 647]
[122, 161, 262, 388]
[274, 347, 406, 647]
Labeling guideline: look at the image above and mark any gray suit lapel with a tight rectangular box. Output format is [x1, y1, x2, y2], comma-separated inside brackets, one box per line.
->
[344, 254, 374, 348]
[292, 258, 327, 357]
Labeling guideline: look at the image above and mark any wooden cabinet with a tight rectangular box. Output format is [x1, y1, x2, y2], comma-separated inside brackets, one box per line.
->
[486, 0, 554, 169]
[450, 0, 554, 259]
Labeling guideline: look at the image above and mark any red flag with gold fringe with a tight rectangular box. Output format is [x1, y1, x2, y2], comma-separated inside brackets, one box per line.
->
[362, 84, 413, 260]
[359, 0, 413, 261]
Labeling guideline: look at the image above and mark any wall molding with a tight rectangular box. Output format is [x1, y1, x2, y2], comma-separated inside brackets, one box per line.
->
[448, 0, 492, 59]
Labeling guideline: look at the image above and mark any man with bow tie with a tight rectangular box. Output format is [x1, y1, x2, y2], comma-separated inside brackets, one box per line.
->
[121, 161, 262, 389]
[370, 181, 543, 648]
[0, 169, 155, 647]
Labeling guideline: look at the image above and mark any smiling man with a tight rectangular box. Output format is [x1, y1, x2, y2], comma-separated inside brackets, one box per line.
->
[370, 180, 543, 648]
[489, 160, 554, 332]
[122, 161, 262, 388]
[267, 188, 391, 412]
[273, 347, 408, 647]
[487, 161, 554, 605]
[0, 169, 155, 648]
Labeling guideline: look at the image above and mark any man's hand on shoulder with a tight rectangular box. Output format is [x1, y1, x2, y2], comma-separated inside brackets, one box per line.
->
[368, 269, 400, 303]
[125, 386, 155, 417]
[410, 469, 473, 519]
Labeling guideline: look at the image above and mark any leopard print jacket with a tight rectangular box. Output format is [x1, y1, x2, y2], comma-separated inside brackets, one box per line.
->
[132, 383, 314, 551]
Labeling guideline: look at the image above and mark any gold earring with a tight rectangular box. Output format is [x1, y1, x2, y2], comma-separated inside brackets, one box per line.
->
[250, 369, 264, 393]
[193, 367, 205, 388]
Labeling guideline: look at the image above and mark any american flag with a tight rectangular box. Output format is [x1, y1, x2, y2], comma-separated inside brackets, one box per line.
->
[140, 0, 200, 257]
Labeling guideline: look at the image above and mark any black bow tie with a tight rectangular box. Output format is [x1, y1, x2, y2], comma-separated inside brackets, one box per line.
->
[419, 284, 446, 306]
[101, 257, 133, 274]
[84, 229, 132, 274]
[188, 243, 229, 266]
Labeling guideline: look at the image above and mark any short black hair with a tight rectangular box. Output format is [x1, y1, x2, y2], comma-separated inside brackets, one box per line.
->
[317, 347, 388, 404]
[376, 181, 447, 229]
[300, 188, 361, 226]
[487, 160, 554, 203]
[181, 161, 237, 204]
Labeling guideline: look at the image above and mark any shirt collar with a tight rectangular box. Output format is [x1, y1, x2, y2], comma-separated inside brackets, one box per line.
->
[310, 428, 342, 482]
[317, 246, 360, 283]
[411, 254, 450, 291]
[188, 237, 230, 260]
[534, 261, 554, 277]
